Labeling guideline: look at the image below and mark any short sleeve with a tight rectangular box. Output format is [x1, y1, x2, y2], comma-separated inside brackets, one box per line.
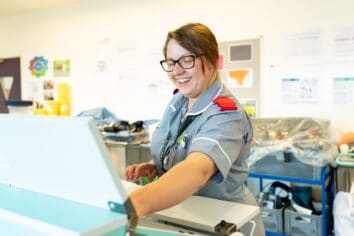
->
[188, 110, 245, 182]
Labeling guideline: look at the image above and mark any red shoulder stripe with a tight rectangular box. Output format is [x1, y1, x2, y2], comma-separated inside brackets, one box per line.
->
[213, 96, 238, 111]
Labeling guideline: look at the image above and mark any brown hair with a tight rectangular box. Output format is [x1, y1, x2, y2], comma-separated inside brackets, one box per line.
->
[163, 23, 219, 71]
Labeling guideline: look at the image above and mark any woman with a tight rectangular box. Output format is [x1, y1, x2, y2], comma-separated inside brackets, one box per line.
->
[126, 22, 264, 235]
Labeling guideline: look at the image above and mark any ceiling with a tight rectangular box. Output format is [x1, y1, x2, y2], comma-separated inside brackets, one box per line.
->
[0, 0, 82, 17]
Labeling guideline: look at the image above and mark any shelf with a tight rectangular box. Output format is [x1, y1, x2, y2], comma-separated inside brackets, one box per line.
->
[248, 165, 335, 236]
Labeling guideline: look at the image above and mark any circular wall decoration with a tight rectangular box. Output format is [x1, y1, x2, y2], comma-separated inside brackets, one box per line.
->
[29, 56, 48, 78]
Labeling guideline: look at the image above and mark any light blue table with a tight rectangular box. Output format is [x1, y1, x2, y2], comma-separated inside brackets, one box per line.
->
[0, 184, 182, 236]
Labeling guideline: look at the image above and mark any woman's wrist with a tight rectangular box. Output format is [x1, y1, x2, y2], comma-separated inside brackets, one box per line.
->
[130, 189, 147, 218]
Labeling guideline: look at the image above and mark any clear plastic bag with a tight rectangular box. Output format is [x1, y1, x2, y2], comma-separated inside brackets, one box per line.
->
[248, 117, 338, 167]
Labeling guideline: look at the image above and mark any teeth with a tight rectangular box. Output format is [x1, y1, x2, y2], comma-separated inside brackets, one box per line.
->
[178, 78, 190, 83]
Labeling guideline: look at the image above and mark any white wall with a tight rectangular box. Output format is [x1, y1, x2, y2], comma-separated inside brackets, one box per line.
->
[1, 0, 354, 131]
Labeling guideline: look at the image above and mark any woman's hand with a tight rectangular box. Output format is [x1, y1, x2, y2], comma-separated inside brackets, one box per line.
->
[125, 162, 158, 182]
[129, 152, 217, 218]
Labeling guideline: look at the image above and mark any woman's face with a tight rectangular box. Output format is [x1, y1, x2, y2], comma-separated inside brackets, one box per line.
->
[166, 39, 215, 99]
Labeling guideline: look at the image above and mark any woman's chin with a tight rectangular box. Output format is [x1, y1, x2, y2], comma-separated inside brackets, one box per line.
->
[179, 90, 193, 98]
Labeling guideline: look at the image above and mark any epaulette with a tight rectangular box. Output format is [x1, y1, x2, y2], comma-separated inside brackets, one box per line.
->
[213, 96, 238, 111]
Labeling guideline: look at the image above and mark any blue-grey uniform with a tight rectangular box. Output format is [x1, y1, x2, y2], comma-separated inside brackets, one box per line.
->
[150, 79, 264, 235]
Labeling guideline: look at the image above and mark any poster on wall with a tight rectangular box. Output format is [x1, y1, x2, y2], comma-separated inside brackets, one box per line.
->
[29, 56, 49, 78]
[333, 77, 354, 104]
[53, 59, 71, 77]
[283, 30, 323, 58]
[218, 38, 260, 116]
[281, 77, 319, 104]
[227, 68, 253, 88]
[43, 79, 55, 100]
[333, 26, 354, 56]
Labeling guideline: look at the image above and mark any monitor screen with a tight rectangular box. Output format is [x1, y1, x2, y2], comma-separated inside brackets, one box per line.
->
[0, 114, 127, 209]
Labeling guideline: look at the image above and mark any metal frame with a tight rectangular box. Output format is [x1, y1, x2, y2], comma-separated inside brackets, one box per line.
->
[248, 166, 335, 236]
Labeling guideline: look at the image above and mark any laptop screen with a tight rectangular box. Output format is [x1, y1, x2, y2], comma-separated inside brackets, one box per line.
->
[0, 114, 127, 209]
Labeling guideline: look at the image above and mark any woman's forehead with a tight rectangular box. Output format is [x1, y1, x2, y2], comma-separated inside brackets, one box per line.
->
[166, 39, 191, 58]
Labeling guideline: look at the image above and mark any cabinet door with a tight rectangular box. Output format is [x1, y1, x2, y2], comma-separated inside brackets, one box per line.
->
[140, 147, 152, 163]
[126, 145, 141, 165]
[126, 145, 152, 165]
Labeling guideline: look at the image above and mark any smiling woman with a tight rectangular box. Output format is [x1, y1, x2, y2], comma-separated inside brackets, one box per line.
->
[126, 22, 265, 236]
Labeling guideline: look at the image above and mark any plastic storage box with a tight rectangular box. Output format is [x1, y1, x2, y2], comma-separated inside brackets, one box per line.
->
[261, 207, 285, 233]
[284, 207, 328, 236]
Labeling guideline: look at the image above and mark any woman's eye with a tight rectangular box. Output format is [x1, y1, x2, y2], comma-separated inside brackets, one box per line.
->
[166, 60, 174, 66]
[182, 57, 193, 63]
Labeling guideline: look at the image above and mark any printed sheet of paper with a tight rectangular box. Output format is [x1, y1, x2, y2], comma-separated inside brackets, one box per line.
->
[333, 77, 354, 104]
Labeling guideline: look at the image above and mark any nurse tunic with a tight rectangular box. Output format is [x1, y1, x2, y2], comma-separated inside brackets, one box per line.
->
[150, 78, 256, 205]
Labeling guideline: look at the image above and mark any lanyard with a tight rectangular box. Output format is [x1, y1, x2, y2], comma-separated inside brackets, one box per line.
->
[160, 115, 196, 172]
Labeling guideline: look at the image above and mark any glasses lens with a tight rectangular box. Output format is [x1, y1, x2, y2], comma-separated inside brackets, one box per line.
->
[161, 60, 174, 72]
[178, 55, 195, 69]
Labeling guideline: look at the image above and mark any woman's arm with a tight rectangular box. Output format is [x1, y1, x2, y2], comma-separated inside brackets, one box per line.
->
[129, 152, 217, 218]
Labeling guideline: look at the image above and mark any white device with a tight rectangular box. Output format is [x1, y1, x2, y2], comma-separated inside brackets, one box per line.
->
[0, 114, 127, 209]
[0, 114, 260, 236]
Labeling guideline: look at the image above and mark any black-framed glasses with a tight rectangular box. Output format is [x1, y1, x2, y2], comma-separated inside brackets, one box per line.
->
[160, 54, 204, 72]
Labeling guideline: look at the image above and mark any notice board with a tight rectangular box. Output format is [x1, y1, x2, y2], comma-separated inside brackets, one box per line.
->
[218, 38, 261, 117]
